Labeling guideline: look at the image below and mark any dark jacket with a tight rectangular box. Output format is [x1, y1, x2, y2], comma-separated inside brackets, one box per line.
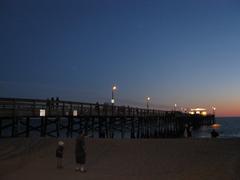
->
[56, 146, 64, 158]
[211, 130, 219, 138]
[187, 126, 192, 137]
[75, 136, 86, 164]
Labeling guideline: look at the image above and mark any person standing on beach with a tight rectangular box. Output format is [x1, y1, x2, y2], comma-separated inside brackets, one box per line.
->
[56, 141, 64, 169]
[75, 132, 87, 172]
[184, 124, 192, 138]
[184, 124, 188, 138]
[211, 129, 219, 138]
[187, 125, 193, 137]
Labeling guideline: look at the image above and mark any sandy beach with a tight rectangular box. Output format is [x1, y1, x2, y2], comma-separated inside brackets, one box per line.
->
[0, 138, 239, 180]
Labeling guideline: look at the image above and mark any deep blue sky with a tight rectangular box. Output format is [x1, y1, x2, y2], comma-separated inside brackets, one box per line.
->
[1, 0, 240, 115]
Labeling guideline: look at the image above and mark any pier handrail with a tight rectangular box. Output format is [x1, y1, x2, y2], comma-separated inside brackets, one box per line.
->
[0, 97, 170, 117]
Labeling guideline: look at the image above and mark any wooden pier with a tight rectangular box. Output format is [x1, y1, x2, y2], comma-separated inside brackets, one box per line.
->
[0, 98, 215, 138]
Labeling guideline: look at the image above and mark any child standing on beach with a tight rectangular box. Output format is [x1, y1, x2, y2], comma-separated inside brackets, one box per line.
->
[56, 141, 64, 169]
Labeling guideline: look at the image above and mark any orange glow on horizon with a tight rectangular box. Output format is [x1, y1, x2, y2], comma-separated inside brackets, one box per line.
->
[212, 105, 240, 117]
[185, 102, 240, 117]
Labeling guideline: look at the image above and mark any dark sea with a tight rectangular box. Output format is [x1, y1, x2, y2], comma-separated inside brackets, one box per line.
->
[193, 117, 240, 138]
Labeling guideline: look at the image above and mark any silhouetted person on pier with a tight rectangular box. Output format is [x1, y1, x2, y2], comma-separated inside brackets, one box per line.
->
[95, 102, 100, 114]
[56, 141, 64, 169]
[51, 97, 54, 109]
[211, 129, 219, 138]
[75, 131, 86, 172]
[56, 97, 59, 108]
[46, 98, 50, 111]
[103, 103, 107, 114]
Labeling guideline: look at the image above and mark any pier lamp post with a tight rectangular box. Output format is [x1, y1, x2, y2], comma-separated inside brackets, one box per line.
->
[174, 104, 177, 111]
[111, 85, 117, 105]
[146, 97, 150, 109]
[212, 107, 216, 115]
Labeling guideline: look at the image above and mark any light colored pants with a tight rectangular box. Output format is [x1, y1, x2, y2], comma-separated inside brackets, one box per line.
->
[76, 164, 85, 171]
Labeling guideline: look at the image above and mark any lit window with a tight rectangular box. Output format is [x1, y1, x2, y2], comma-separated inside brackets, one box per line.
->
[40, 109, 46, 117]
[111, 99, 115, 104]
[73, 110, 78, 117]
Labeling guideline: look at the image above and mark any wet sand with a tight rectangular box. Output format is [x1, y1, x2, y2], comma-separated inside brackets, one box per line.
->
[0, 138, 240, 180]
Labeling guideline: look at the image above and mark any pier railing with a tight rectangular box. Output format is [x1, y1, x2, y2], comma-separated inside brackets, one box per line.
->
[0, 97, 167, 117]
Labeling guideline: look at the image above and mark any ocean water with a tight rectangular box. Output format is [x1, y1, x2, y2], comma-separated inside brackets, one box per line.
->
[193, 117, 240, 138]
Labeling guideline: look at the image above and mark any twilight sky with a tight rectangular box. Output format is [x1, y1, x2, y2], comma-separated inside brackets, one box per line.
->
[1, 0, 240, 116]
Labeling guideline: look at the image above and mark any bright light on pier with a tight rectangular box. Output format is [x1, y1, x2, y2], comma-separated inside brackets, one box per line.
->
[212, 123, 221, 129]
[40, 109, 46, 117]
[111, 99, 115, 104]
[146, 97, 150, 109]
[112, 85, 117, 91]
[111, 85, 117, 104]
[189, 108, 208, 116]
[73, 110, 78, 117]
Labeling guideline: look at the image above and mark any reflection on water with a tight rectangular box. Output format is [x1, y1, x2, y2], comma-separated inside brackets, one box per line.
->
[193, 117, 240, 138]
